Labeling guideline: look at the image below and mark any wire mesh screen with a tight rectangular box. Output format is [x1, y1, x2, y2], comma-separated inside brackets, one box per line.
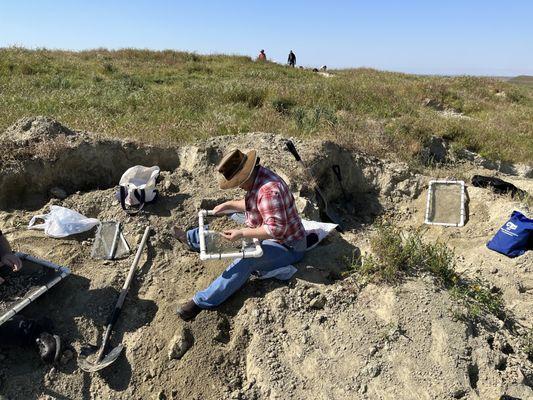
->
[425, 181, 465, 226]
[91, 222, 130, 260]
[204, 231, 256, 254]
[1, 254, 70, 326]
[198, 211, 263, 260]
[0, 260, 55, 315]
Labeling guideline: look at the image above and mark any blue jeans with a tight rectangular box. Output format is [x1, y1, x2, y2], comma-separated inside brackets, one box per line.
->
[186, 228, 305, 309]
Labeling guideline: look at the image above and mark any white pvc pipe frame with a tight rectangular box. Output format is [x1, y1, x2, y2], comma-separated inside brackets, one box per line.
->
[198, 210, 263, 261]
[0, 252, 71, 326]
[424, 180, 466, 227]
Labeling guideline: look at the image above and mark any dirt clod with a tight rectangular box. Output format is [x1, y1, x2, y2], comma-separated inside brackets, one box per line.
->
[167, 327, 193, 360]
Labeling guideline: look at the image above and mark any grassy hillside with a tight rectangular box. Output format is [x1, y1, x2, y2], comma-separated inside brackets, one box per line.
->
[509, 75, 533, 88]
[0, 47, 532, 164]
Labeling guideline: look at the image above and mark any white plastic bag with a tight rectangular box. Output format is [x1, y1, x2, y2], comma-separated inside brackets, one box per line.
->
[301, 219, 338, 251]
[28, 206, 99, 238]
[116, 165, 160, 214]
[231, 215, 337, 251]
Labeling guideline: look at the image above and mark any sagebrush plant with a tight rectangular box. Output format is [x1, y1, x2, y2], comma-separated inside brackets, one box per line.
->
[351, 224, 504, 320]
[0, 47, 532, 164]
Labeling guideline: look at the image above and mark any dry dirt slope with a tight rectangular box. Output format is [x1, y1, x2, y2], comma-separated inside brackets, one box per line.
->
[0, 117, 532, 400]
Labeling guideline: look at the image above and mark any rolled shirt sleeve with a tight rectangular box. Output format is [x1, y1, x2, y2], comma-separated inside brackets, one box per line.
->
[257, 187, 289, 240]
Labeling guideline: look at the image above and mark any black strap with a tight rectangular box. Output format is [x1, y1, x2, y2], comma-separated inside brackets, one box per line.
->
[119, 186, 145, 215]
[133, 189, 145, 205]
[119, 186, 127, 211]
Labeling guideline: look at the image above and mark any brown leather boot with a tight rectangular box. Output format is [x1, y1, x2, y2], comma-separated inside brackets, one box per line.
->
[176, 300, 202, 321]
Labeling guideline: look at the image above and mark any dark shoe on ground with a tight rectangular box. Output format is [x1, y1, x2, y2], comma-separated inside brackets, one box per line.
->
[172, 227, 200, 253]
[172, 227, 188, 245]
[36, 332, 61, 364]
[176, 300, 202, 321]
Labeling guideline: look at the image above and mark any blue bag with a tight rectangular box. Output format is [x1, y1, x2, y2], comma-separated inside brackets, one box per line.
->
[487, 211, 533, 257]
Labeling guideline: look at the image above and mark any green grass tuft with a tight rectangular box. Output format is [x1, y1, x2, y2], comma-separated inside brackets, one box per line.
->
[347, 224, 504, 320]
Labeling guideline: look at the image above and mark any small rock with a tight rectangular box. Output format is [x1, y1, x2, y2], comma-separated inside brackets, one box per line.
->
[363, 363, 381, 377]
[368, 346, 378, 356]
[309, 294, 326, 310]
[167, 328, 193, 360]
[491, 267, 498, 274]
[50, 187, 68, 200]
[421, 136, 449, 163]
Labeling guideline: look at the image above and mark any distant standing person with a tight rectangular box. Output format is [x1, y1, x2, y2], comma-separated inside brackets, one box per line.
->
[257, 49, 266, 61]
[287, 50, 296, 67]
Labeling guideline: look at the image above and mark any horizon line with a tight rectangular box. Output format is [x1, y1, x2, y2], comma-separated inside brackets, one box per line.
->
[1, 44, 530, 78]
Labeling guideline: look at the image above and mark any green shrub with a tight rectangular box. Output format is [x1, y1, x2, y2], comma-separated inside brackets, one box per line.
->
[352, 224, 504, 320]
[185, 62, 212, 75]
[272, 97, 296, 114]
[20, 64, 35, 75]
[292, 106, 337, 132]
[224, 85, 266, 108]
[102, 62, 115, 74]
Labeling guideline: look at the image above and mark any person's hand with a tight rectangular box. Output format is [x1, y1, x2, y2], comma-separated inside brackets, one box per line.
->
[221, 229, 244, 242]
[1, 253, 23, 272]
[212, 202, 231, 215]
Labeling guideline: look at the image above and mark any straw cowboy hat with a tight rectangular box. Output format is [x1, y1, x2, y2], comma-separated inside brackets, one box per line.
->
[217, 149, 258, 189]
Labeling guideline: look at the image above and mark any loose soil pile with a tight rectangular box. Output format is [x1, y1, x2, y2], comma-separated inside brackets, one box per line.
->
[0, 261, 55, 315]
[0, 118, 531, 400]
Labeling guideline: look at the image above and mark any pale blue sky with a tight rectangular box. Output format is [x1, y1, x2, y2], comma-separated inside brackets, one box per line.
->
[1, 0, 532, 76]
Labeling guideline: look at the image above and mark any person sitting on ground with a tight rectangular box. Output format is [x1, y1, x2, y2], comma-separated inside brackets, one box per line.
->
[174, 149, 306, 321]
[287, 50, 296, 67]
[257, 49, 267, 61]
[0, 231, 62, 364]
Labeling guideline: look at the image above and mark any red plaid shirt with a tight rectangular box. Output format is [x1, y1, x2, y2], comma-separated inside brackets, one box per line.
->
[245, 166, 305, 244]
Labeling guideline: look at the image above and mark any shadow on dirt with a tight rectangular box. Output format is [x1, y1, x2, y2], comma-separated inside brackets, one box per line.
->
[149, 193, 191, 217]
[212, 232, 359, 320]
[0, 242, 158, 398]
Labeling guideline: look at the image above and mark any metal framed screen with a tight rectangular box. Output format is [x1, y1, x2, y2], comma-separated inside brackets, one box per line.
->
[424, 180, 466, 227]
[91, 222, 130, 260]
[0, 253, 70, 326]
